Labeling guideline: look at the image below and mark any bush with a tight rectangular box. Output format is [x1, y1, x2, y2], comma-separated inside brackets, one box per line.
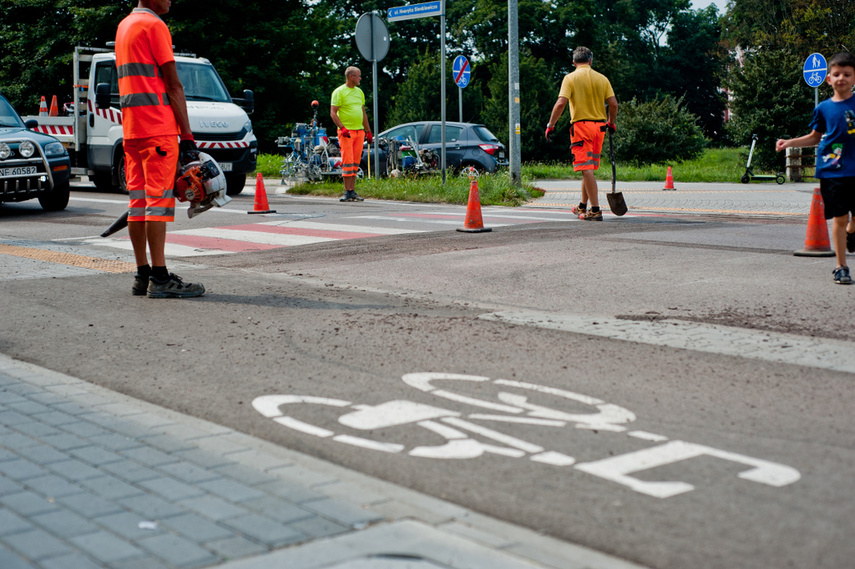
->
[613, 96, 707, 165]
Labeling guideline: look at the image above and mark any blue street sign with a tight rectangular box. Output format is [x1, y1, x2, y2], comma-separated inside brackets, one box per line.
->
[453, 55, 470, 89]
[387, 1, 442, 22]
[803, 53, 827, 88]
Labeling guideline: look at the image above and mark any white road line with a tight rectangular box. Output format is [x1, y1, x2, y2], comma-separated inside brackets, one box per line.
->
[173, 227, 337, 246]
[479, 311, 855, 375]
[82, 238, 233, 257]
[261, 220, 423, 235]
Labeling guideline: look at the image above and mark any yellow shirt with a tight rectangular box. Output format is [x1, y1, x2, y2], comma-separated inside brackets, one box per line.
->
[557, 65, 615, 123]
[331, 84, 366, 130]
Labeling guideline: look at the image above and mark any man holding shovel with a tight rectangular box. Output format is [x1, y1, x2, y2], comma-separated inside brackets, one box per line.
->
[545, 47, 618, 220]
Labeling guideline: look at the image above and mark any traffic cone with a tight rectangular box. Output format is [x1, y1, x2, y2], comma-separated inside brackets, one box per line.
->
[794, 187, 834, 257]
[248, 173, 276, 214]
[49, 95, 58, 116]
[457, 179, 492, 233]
[663, 166, 676, 191]
[38, 96, 48, 116]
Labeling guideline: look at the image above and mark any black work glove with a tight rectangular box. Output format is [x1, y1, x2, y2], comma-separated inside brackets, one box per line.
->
[179, 137, 200, 165]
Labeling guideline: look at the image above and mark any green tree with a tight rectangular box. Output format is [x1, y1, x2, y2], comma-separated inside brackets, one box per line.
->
[725, 49, 812, 170]
[0, 0, 125, 109]
[613, 96, 706, 164]
[722, 0, 855, 169]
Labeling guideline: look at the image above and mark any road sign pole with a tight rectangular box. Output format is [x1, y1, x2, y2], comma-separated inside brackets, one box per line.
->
[508, 0, 521, 186]
[459, 87, 463, 122]
[440, 0, 446, 183]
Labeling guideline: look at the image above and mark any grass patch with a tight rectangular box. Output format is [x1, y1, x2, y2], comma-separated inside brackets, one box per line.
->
[285, 172, 543, 206]
[524, 147, 760, 182]
[251, 147, 773, 205]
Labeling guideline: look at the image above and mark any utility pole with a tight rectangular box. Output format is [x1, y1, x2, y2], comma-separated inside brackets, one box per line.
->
[508, 0, 521, 186]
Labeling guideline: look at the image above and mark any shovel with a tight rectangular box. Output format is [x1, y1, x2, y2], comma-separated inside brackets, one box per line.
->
[605, 130, 627, 216]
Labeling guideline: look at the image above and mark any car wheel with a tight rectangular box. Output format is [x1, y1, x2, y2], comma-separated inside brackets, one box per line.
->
[225, 172, 246, 195]
[458, 163, 486, 177]
[38, 180, 70, 211]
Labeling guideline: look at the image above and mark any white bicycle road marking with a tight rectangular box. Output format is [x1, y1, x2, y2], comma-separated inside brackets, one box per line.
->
[252, 372, 800, 498]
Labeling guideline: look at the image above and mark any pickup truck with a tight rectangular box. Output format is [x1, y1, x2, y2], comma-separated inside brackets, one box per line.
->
[23, 46, 257, 196]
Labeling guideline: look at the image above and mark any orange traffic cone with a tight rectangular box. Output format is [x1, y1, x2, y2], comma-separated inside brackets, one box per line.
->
[457, 178, 492, 233]
[663, 166, 676, 191]
[49, 95, 58, 116]
[38, 96, 48, 116]
[794, 187, 834, 257]
[248, 173, 276, 214]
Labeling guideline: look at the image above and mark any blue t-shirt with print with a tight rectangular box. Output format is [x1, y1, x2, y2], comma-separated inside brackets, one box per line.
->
[810, 95, 855, 178]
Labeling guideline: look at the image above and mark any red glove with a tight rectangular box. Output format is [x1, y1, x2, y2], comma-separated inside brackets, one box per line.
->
[339, 127, 351, 138]
[366, 131, 373, 144]
[606, 122, 616, 134]
[545, 125, 555, 141]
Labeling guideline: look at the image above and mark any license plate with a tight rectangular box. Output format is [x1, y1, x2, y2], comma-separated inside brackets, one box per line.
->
[219, 162, 233, 172]
[498, 152, 505, 159]
[0, 166, 38, 178]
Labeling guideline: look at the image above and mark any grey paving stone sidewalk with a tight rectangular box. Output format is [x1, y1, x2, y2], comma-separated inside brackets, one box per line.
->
[0, 354, 646, 569]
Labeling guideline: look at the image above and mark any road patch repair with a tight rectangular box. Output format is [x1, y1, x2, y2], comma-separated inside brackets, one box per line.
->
[479, 311, 855, 375]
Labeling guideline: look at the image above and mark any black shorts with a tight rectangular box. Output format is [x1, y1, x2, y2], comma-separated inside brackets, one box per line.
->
[819, 177, 855, 219]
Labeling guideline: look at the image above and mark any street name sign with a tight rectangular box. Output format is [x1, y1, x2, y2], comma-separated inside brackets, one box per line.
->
[388, 1, 442, 22]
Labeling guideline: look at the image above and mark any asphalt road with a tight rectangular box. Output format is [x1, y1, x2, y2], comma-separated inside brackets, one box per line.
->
[1, 180, 853, 569]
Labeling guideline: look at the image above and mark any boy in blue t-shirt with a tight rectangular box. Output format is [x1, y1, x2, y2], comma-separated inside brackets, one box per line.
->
[777, 51, 855, 285]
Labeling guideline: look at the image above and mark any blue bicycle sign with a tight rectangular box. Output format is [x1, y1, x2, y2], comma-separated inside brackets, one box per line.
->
[803, 53, 827, 87]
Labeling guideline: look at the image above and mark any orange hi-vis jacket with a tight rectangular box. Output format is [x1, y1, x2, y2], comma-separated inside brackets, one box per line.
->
[115, 8, 179, 140]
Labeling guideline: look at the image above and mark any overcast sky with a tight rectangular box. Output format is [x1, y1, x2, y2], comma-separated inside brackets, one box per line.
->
[691, 0, 729, 11]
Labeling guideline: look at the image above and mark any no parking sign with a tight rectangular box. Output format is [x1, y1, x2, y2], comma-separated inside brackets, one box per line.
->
[452, 55, 470, 89]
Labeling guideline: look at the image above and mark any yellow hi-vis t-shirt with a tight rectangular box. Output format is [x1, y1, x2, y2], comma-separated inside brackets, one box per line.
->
[331, 84, 366, 130]
[557, 64, 615, 123]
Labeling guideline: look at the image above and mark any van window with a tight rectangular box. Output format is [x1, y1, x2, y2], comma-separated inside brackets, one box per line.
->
[177, 62, 231, 103]
[94, 62, 120, 107]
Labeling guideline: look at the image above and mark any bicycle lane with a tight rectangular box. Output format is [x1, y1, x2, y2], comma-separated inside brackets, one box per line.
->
[4, 194, 853, 568]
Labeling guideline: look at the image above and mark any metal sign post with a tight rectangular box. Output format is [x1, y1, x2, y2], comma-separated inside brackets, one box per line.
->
[508, 0, 521, 186]
[388, 0, 447, 182]
[355, 13, 390, 180]
[453, 55, 470, 122]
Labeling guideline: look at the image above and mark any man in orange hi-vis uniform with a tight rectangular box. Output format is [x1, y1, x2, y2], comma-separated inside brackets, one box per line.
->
[116, 0, 205, 298]
[545, 46, 618, 221]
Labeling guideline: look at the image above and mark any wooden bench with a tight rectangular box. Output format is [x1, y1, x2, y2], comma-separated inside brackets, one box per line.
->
[785, 146, 816, 182]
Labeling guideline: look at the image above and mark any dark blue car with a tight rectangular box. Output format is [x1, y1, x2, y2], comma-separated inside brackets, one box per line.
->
[360, 121, 508, 177]
[0, 93, 71, 211]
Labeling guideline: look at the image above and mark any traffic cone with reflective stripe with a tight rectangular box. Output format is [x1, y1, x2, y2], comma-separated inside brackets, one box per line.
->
[39, 96, 48, 116]
[663, 166, 676, 191]
[457, 178, 491, 233]
[49, 95, 58, 116]
[248, 173, 276, 214]
[794, 187, 834, 257]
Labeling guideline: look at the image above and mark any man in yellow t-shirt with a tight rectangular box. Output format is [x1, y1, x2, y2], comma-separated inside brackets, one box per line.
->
[330, 67, 373, 202]
[545, 47, 618, 221]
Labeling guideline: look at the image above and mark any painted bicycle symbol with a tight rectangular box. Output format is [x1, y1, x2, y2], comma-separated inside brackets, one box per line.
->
[252, 373, 800, 499]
